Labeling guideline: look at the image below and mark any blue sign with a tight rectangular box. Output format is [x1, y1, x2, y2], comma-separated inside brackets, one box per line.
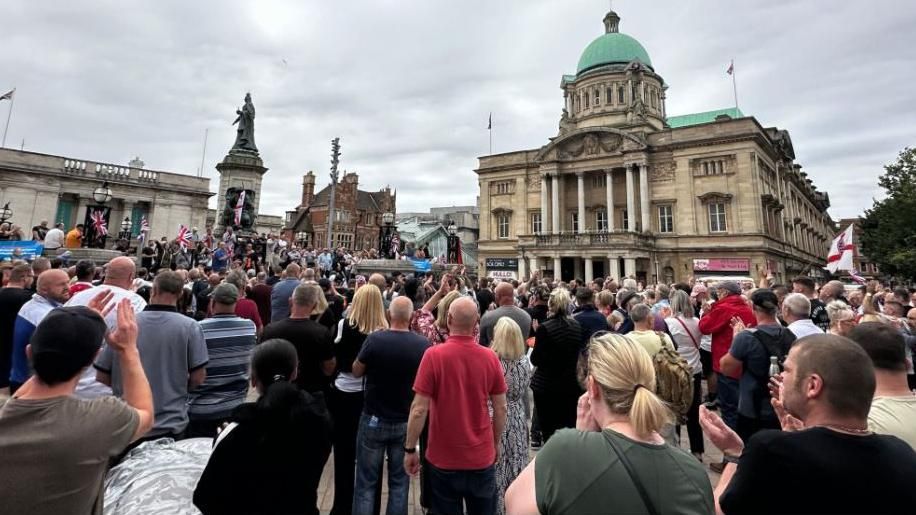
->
[409, 257, 432, 272]
[0, 241, 45, 260]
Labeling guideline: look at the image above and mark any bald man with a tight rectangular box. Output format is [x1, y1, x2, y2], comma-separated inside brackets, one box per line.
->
[405, 297, 508, 512]
[479, 281, 531, 347]
[271, 263, 303, 322]
[9, 269, 72, 393]
[67, 257, 148, 398]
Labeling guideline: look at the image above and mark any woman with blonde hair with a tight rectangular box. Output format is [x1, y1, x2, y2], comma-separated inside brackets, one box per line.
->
[506, 333, 714, 514]
[530, 288, 584, 442]
[490, 317, 532, 515]
[328, 284, 388, 515]
[826, 300, 857, 337]
[412, 273, 480, 344]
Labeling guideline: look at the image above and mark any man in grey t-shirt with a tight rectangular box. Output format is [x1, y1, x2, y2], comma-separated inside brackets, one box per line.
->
[95, 271, 208, 438]
[479, 282, 531, 347]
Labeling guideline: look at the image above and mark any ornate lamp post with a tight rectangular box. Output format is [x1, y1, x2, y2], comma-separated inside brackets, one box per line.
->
[0, 202, 11, 224]
[446, 219, 460, 263]
[379, 211, 395, 258]
[92, 181, 112, 204]
[119, 217, 133, 240]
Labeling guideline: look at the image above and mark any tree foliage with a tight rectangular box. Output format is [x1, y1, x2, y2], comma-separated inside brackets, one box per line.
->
[860, 147, 916, 281]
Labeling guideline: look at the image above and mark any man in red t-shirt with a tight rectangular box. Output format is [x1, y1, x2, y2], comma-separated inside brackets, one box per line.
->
[405, 297, 508, 514]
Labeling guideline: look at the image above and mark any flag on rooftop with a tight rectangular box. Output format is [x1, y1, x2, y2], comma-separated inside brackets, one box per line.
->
[0, 89, 13, 101]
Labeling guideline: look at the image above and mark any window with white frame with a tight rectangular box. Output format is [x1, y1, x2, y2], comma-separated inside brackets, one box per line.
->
[497, 214, 510, 238]
[621, 209, 629, 230]
[531, 212, 542, 234]
[570, 212, 579, 232]
[596, 210, 608, 231]
[708, 203, 727, 232]
[658, 205, 674, 233]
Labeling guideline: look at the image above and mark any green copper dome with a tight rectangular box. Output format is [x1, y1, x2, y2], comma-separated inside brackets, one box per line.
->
[576, 11, 653, 74]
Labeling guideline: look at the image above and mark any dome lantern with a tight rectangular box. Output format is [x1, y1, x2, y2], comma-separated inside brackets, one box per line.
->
[603, 10, 620, 33]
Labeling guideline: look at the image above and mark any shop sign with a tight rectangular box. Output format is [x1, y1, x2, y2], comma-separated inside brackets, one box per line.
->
[485, 258, 518, 270]
[693, 258, 750, 272]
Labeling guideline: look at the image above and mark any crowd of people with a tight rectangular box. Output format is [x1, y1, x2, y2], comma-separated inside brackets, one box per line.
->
[1, 247, 915, 514]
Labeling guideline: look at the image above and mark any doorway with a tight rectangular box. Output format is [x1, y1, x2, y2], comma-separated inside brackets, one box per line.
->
[561, 257, 575, 282]
[593, 261, 605, 280]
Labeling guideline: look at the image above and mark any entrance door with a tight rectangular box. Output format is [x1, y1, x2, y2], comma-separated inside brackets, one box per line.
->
[593, 261, 605, 280]
[54, 199, 74, 228]
[561, 257, 575, 282]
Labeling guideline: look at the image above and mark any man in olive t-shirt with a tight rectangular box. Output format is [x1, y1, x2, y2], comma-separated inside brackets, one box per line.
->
[0, 300, 154, 515]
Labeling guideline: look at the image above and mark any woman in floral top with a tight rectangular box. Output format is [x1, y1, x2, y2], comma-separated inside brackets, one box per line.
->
[411, 273, 480, 344]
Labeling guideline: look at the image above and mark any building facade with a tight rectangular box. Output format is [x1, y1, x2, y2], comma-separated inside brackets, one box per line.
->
[283, 170, 396, 250]
[476, 10, 835, 284]
[0, 148, 211, 243]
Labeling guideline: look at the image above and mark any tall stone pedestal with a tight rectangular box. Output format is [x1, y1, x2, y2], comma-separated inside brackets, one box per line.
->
[215, 150, 268, 233]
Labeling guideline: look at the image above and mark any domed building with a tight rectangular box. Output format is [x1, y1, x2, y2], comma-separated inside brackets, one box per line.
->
[476, 10, 834, 284]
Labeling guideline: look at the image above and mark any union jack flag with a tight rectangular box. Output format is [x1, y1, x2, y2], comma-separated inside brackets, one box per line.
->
[90, 209, 108, 236]
[176, 224, 191, 248]
[137, 216, 150, 243]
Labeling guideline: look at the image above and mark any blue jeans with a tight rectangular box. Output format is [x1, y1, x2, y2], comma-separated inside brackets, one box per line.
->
[717, 375, 739, 431]
[353, 413, 408, 515]
[427, 463, 497, 515]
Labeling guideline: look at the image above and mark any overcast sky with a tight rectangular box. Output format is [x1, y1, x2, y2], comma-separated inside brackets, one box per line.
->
[2, 0, 914, 220]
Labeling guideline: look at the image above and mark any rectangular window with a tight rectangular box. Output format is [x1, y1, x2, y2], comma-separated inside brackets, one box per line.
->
[494, 181, 511, 195]
[571, 212, 579, 232]
[497, 214, 510, 239]
[592, 175, 607, 188]
[595, 89, 600, 105]
[709, 203, 727, 232]
[596, 210, 608, 232]
[584, 92, 589, 108]
[658, 205, 673, 233]
[606, 87, 613, 104]
[531, 212, 542, 234]
[621, 209, 629, 230]
[618, 86, 625, 104]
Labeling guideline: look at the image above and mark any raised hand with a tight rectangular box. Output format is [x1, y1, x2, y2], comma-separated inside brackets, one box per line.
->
[86, 289, 115, 319]
[699, 405, 744, 456]
[105, 299, 138, 353]
[576, 392, 600, 432]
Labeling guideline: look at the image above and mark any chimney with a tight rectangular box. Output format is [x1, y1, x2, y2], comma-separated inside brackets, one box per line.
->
[302, 171, 315, 207]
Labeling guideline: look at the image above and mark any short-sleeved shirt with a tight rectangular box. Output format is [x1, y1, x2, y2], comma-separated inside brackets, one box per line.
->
[270, 278, 301, 322]
[809, 298, 830, 332]
[261, 317, 335, 393]
[65, 229, 82, 248]
[868, 395, 916, 450]
[626, 329, 674, 357]
[357, 329, 430, 421]
[94, 306, 208, 436]
[413, 334, 507, 470]
[0, 395, 139, 515]
[720, 427, 916, 514]
[665, 316, 703, 375]
[479, 305, 532, 347]
[189, 315, 257, 420]
[43, 228, 65, 249]
[729, 324, 792, 419]
[535, 428, 713, 515]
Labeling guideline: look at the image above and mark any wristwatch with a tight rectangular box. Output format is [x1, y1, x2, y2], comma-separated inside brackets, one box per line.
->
[403, 446, 417, 454]
[723, 453, 741, 465]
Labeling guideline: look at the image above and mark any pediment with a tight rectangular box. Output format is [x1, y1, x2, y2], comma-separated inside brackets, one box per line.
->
[535, 127, 647, 163]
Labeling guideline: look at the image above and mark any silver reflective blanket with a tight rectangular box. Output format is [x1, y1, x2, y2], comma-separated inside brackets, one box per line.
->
[103, 438, 213, 515]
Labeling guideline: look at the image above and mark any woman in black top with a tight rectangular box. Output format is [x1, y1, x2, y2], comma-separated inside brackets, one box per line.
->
[530, 287, 584, 442]
[194, 339, 332, 515]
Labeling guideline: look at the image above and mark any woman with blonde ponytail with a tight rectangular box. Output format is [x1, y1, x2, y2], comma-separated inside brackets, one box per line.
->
[506, 333, 713, 514]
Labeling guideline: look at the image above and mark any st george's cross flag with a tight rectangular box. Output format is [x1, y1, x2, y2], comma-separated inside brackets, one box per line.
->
[849, 268, 867, 285]
[233, 190, 246, 227]
[0, 89, 13, 101]
[826, 224, 855, 273]
[137, 216, 150, 243]
[176, 224, 191, 248]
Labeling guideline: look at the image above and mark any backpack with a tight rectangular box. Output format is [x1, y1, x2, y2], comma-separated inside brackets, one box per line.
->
[651, 332, 694, 424]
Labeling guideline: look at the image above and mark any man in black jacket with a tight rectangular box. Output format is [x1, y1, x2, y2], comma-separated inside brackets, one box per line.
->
[573, 287, 609, 344]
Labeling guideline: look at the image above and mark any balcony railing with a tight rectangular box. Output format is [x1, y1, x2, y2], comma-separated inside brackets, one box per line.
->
[519, 230, 656, 249]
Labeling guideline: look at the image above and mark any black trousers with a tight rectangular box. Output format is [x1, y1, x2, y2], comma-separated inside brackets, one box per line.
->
[328, 387, 381, 515]
[678, 373, 704, 454]
[532, 389, 579, 443]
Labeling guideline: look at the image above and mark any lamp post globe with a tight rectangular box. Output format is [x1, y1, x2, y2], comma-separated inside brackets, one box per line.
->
[382, 211, 395, 226]
[93, 182, 112, 204]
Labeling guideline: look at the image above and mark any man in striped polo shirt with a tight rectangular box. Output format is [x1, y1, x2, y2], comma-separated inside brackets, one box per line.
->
[187, 283, 257, 438]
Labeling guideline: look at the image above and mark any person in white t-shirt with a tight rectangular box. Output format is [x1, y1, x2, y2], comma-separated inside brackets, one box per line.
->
[783, 293, 824, 339]
[43, 223, 65, 251]
[66, 257, 147, 398]
[665, 289, 705, 460]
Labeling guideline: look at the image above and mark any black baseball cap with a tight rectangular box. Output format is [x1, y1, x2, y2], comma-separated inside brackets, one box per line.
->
[751, 289, 779, 312]
[30, 307, 107, 383]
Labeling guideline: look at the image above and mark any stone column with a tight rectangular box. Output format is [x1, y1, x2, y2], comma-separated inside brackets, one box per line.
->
[605, 169, 614, 231]
[574, 258, 583, 281]
[551, 174, 560, 234]
[553, 257, 562, 280]
[518, 255, 527, 281]
[624, 257, 637, 278]
[577, 172, 586, 234]
[608, 257, 621, 282]
[625, 164, 636, 232]
[639, 163, 650, 233]
[584, 257, 594, 282]
[540, 173, 550, 234]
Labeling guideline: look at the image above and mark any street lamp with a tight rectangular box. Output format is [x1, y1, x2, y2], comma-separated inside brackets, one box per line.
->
[93, 181, 112, 204]
[119, 216, 132, 240]
[379, 211, 395, 258]
[0, 202, 11, 224]
[446, 219, 460, 264]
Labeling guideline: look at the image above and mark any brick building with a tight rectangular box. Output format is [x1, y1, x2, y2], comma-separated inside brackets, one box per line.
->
[283, 171, 396, 250]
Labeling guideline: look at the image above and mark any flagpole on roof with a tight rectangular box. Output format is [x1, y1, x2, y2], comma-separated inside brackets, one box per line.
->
[728, 60, 739, 112]
[1, 87, 15, 148]
[488, 112, 493, 155]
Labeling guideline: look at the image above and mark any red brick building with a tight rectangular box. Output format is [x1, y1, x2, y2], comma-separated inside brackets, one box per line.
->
[283, 171, 396, 250]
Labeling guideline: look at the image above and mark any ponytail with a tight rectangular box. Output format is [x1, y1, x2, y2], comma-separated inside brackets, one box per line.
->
[628, 384, 674, 437]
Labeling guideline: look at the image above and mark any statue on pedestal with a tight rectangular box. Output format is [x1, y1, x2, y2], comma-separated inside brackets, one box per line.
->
[231, 93, 258, 154]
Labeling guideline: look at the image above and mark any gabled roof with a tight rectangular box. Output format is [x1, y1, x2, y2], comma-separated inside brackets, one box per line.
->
[666, 107, 745, 128]
[309, 185, 388, 213]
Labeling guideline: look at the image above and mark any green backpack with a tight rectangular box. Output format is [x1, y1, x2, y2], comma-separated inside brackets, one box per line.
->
[652, 332, 694, 424]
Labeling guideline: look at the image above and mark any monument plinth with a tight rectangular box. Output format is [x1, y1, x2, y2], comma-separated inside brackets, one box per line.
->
[215, 93, 268, 235]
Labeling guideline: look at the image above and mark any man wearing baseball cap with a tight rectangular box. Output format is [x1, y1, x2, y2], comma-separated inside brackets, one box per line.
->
[0, 297, 154, 514]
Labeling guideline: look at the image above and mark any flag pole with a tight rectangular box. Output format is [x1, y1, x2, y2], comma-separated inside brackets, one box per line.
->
[488, 112, 493, 155]
[731, 59, 739, 111]
[1, 88, 15, 148]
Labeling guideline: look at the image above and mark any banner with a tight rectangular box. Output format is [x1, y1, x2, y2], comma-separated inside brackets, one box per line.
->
[0, 241, 45, 260]
[693, 258, 749, 272]
[408, 257, 432, 272]
[82, 205, 111, 249]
